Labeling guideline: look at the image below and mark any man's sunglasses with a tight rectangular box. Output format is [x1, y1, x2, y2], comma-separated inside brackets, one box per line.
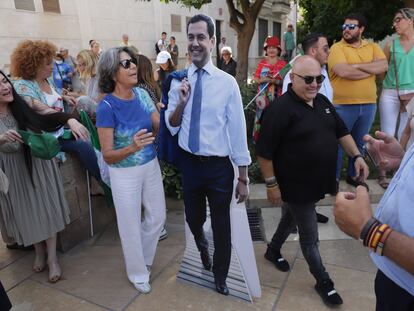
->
[293, 73, 325, 84]
[119, 58, 137, 69]
[342, 23, 359, 31]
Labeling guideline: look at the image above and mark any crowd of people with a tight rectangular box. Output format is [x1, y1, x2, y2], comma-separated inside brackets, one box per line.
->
[0, 8, 413, 311]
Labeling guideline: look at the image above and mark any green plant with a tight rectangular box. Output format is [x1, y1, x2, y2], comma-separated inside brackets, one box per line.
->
[239, 82, 265, 183]
[161, 162, 183, 199]
[160, 81, 263, 198]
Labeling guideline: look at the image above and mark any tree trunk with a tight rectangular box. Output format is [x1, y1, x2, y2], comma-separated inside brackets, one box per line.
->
[235, 24, 256, 83]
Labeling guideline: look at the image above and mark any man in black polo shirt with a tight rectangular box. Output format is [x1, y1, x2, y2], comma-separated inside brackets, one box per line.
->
[256, 56, 369, 306]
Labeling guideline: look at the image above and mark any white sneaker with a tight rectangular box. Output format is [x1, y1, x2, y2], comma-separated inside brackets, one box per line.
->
[134, 281, 151, 294]
[159, 227, 168, 241]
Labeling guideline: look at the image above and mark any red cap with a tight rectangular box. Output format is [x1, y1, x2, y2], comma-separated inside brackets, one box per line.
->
[264, 36, 280, 49]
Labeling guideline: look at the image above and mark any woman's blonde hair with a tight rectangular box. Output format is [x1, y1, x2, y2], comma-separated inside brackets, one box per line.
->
[77, 49, 97, 80]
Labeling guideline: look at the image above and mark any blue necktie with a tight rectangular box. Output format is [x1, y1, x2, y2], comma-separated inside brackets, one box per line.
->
[189, 69, 204, 153]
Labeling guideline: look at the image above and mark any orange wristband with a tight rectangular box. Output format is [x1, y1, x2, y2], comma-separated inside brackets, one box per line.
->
[370, 224, 388, 251]
[377, 227, 392, 256]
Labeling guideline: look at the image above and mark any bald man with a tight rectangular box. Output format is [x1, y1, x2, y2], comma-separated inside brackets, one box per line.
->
[121, 34, 130, 46]
[256, 56, 369, 306]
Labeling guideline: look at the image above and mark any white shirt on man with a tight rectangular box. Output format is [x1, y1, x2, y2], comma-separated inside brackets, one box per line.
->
[165, 61, 251, 166]
[282, 66, 333, 101]
[157, 39, 167, 52]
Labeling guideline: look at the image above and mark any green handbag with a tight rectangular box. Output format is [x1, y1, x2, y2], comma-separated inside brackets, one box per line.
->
[17, 130, 61, 160]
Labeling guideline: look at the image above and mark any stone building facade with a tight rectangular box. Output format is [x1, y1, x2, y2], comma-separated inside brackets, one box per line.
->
[0, 0, 291, 75]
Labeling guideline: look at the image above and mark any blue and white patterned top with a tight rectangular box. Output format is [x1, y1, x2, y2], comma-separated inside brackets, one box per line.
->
[371, 143, 414, 295]
[96, 87, 156, 168]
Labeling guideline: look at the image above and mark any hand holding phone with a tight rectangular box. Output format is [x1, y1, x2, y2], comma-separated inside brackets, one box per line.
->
[363, 144, 379, 167]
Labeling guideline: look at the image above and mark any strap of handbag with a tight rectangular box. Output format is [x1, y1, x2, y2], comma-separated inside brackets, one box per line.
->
[55, 62, 64, 82]
[392, 40, 402, 101]
[392, 39, 403, 138]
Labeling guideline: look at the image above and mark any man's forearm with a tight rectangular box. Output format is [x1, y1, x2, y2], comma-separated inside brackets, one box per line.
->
[257, 156, 275, 178]
[383, 230, 414, 275]
[168, 103, 186, 127]
[339, 135, 361, 157]
[333, 63, 371, 80]
[238, 166, 248, 179]
[352, 59, 388, 75]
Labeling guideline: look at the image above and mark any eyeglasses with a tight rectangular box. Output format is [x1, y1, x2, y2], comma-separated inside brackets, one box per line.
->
[393, 17, 404, 24]
[342, 24, 359, 30]
[293, 73, 325, 84]
[119, 58, 137, 69]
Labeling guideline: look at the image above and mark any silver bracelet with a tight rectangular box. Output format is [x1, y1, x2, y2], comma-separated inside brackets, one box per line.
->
[264, 176, 276, 185]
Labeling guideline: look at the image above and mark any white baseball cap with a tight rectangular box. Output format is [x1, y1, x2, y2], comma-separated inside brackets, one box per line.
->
[156, 51, 171, 64]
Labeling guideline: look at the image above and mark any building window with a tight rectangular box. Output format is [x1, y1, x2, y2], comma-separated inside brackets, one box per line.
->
[171, 14, 181, 32]
[42, 0, 60, 13]
[258, 18, 268, 56]
[14, 0, 35, 11]
[273, 22, 281, 41]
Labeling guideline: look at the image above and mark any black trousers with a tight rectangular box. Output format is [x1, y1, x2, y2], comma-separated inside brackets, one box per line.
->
[268, 202, 330, 282]
[0, 281, 11, 311]
[375, 269, 414, 311]
[180, 150, 234, 281]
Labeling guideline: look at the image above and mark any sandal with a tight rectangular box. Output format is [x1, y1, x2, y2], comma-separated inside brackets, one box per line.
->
[378, 175, 389, 189]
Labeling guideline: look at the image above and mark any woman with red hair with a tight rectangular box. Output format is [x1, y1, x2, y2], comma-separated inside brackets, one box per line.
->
[252, 36, 287, 141]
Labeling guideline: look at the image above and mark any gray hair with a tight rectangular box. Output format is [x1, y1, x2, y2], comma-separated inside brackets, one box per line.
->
[97, 46, 135, 93]
[398, 7, 414, 20]
[220, 46, 232, 55]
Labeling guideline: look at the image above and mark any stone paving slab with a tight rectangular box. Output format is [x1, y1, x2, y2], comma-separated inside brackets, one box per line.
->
[8, 279, 105, 311]
[248, 179, 386, 209]
[125, 263, 279, 311]
[275, 259, 376, 311]
[3, 197, 378, 310]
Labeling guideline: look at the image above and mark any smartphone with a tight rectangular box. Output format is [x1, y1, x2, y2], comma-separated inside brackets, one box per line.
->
[363, 144, 379, 167]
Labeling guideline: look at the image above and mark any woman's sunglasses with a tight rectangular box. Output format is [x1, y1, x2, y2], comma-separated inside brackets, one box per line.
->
[119, 58, 137, 69]
[293, 73, 325, 84]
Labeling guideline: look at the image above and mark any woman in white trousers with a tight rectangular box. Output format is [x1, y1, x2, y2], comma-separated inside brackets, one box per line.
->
[378, 8, 414, 188]
[96, 47, 166, 294]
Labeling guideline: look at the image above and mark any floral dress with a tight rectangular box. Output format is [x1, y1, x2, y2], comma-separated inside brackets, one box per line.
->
[253, 58, 287, 141]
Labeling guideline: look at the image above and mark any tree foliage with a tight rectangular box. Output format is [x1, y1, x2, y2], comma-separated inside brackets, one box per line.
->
[153, 0, 266, 82]
[299, 0, 406, 44]
[158, 0, 211, 10]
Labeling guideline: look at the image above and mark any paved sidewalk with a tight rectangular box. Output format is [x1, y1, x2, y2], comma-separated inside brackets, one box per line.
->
[2, 180, 385, 311]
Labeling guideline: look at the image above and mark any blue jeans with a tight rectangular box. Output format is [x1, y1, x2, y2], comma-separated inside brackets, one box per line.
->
[335, 104, 376, 178]
[268, 202, 330, 282]
[58, 138, 101, 182]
